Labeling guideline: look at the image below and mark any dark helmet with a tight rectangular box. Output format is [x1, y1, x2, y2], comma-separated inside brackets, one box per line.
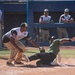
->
[20, 22, 28, 28]
[48, 36, 56, 40]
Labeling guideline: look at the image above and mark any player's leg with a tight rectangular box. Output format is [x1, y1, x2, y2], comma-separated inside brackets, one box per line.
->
[57, 28, 63, 38]
[4, 42, 17, 66]
[36, 53, 56, 66]
[51, 51, 61, 65]
[23, 52, 56, 66]
[15, 41, 26, 52]
[63, 28, 68, 38]
[41, 29, 45, 41]
[36, 60, 46, 67]
[23, 53, 48, 62]
[14, 41, 26, 64]
[45, 30, 50, 41]
[28, 53, 42, 61]
[14, 51, 23, 64]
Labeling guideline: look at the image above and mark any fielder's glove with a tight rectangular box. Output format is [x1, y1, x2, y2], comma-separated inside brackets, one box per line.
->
[39, 47, 45, 53]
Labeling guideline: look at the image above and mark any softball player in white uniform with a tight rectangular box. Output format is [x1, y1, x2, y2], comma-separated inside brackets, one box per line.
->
[2, 22, 40, 66]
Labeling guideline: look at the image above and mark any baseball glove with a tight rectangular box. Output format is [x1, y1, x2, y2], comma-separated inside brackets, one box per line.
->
[39, 47, 45, 53]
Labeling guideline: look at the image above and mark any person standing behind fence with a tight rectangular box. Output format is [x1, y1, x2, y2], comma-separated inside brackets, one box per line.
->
[57, 8, 74, 39]
[39, 9, 54, 42]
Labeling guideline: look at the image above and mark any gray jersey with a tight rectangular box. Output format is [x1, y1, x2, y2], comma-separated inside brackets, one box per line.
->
[39, 15, 52, 23]
[59, 14, 72, 23]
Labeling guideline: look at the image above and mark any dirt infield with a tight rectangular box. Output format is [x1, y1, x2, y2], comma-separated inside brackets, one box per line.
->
[0, 46, 75, 75]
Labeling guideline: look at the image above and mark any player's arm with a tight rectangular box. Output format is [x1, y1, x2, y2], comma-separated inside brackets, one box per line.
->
[49, 17, 54, 24]
[10, 30, 23, 52]
[39, 17, 43, 24]
[24, 33, 39, 48]
[69, 17, 74, 23]
[26, 33, 45, 52]
[29, 39, 45, 53]
[26, 36, 40, 48]
[29, 39, 40, 48]
[59, 37, 75, 44]
[39, 16, 46, 24]
[61, 16, 69, 23]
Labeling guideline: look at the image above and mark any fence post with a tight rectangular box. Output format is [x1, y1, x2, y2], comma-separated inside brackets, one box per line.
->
[0, 23, 2, 49]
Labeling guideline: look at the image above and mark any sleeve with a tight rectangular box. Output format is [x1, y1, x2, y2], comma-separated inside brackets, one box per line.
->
[39, 16, 43, 21]
[59, 15, 65, 23]
[59, 38, 71, 42]
[61, 16, 64, 18]
[69, 15, 72, 20]
[10, 30, 17, 38]
[25, 33, 32, 41]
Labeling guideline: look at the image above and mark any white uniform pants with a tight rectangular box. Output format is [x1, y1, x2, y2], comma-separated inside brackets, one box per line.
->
[4, 41, 26, 63]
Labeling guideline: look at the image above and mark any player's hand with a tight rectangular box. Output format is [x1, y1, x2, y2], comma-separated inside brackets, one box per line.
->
[71, 37, 75, 42]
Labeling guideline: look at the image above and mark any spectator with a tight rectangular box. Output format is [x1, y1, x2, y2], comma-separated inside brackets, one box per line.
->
[57, 8, 74, 39]
[39, 9, 54, 42]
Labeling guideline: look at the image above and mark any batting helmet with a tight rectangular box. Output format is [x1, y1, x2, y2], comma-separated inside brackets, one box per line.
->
[48, 36, 56, 40]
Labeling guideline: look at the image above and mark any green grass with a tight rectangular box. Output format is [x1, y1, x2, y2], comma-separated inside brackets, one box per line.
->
[61, 49, 75, 58]
[0, 49, 75, 58]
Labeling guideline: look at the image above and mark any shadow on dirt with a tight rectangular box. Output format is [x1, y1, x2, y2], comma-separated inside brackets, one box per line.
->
[17, 64, 37, 68]
[17, 64, 75, 68]
[0, 57, 8, 60]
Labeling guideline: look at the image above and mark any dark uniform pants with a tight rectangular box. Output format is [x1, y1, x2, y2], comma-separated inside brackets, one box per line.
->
[29, 53, 56, 65]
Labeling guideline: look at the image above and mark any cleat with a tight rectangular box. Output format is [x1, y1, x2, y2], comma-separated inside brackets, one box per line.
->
[6, 62, 15, 67]
[22, 54, 30, 62]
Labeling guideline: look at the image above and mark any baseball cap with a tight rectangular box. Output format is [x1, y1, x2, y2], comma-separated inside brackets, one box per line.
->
[44, 9, 49, 12]
[64, 8, 69, 12]
[20, 22, 28, 28]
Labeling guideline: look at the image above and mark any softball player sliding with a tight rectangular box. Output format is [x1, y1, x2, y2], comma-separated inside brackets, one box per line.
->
[23, 36, 75, 67]
[2, 22, 41, 66]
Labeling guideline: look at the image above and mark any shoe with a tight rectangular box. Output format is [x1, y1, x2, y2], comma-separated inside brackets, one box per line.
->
[6, 62, 15, 67]
[22, 54, 30, 62]
[14, 61, 24, 64]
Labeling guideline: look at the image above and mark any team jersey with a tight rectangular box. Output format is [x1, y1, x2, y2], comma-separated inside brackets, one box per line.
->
[48, 39, 61, 56]
[59, 14, 72, 23]
[2, 27, 31, 43]
[39, 15, 52, 23]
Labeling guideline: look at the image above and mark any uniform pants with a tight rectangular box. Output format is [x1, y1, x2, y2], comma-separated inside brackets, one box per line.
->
[57, 27, 68, 38]
[4, 41, 26, 63]
[29, 53, 56, 65]
[41, 29, 50, 42]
